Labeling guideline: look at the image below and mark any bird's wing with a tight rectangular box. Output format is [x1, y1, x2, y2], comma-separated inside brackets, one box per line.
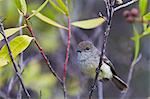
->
[102, 55, 117, 76]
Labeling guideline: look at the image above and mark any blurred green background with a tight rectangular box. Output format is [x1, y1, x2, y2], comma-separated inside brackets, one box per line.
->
[0, 0, 150, 99]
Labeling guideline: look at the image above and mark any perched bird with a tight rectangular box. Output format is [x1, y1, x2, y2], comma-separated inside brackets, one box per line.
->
[77, 41, 128, 91]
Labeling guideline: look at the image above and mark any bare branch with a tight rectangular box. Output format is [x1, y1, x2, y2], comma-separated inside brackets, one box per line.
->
[89, 0, 114, 97]
[0, 21, 30, 98]
[120, 54, 142, 99]
[24, 16, 69, 98]
[98, 82, 103, 99]
[25, 18, 63, 84]
[62, 16, 71, 99]
[114, 0, 138, 12]
[17, 15, 24, 99]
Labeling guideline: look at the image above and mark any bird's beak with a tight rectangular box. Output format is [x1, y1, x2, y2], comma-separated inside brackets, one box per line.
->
[77, 50, 81, 53]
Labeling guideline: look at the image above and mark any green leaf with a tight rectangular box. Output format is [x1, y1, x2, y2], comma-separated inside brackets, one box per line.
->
[140, 27, 150, 37]
[56, 0, 69, 16]
[71, 17, 106, 29]
[132, 26, 140, 62]
[49, 0, 65, 15]
[0, 58, 8, 67]
[139, 0, 148, 16]
[15, 0, 22, 10]
[20, 0, 27, 15]
[27, 0, 49, 19]
[32, 10, 68, 30]
[143, 12, 150, 21]
[0, 35, 33, 67]
[0, 24, 27, 41]
[15, 0, 27, 15]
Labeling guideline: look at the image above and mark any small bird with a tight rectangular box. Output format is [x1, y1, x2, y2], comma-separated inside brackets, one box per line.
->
[77, 41, 128, 91]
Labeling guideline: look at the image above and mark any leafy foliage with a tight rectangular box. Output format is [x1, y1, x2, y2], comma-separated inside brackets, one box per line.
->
[56, 0, 69, 16]
[33, 11, 68, 30]
[0, 24, 27, 41]
[139, 0, 148, 16]
[0, 0, 149, 98]
[15, 0, 27, 15]
[49, 0, 65, 15]
[143, 12, 150, 21]
[0, 35, 33, 67]
[131, 0, 150, 63]
[27, 0, 49, 19]
[132, 26, 140, 62]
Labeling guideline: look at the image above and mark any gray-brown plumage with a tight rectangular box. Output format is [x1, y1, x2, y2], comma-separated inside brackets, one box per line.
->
[77, 41, 128, 91]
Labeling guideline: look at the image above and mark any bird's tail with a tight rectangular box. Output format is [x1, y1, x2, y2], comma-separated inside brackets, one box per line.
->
[112, 75, 128, 92]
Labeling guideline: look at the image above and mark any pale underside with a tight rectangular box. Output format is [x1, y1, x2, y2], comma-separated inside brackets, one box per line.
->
[77, 50, 113, 80]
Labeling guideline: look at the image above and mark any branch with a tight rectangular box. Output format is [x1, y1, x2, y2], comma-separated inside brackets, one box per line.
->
[0, 21, 30, 98]
[120, 54, 142, 99]
[7, 16, 24, 98]
[114, 0, 138, 12]
[17, 15, 24, 99]
[24, 17, 65, 94]
[63, 16, 71, 99]
[98, 82, 103, 99]
[19, 15, 24, 67]
[89, 0, 138, 98]
[89, 0, 114, 98]
[8, 55, 39, 95]
[64, 16, 71, 82]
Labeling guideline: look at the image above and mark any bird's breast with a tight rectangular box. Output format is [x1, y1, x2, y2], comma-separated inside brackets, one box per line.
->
[77, 54, 100, 78]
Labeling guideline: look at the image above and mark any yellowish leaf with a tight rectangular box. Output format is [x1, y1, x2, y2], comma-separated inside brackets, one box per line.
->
[33, 10, 68, 30]
[0, 35, 33, 67]
[71, 17, 106, 29]
[56, 0, 69, 16]
[0, 24, 27, 41]
[27, 0, 49, 19]
[0, 58, 8, 67]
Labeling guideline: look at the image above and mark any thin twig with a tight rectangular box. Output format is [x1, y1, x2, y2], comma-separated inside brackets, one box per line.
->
[98, 82, 103, 99]
[63, 16, 71, 82]
[114, 0, 138, 12]
[63, 16, 71, 99]
[17, 84, 22, 99]
[120, 54, 142, 99]
[24, 17, 65, 93]
[17, 15, 23, 99]
[89, 0, 114, 98]
[7, 16, 24, 98]
[89, 0, 139, 98]
[0, 21, 30, 99]
[7, 77, 14, 95]
[40, 90, 42, 99]
[8, 54, 41, 96]
[19, 16, 24, 67]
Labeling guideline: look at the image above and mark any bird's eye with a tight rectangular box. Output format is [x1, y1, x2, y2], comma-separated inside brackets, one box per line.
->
[85, 47, 90, 50]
